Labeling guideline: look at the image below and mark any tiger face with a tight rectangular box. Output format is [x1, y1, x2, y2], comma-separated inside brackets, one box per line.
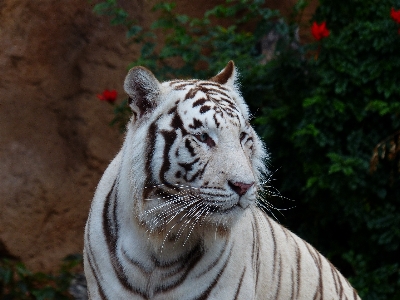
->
[124, 61, 266, 237]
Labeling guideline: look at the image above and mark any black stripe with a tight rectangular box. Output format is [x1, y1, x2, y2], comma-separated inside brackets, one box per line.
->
[263, 214, 278, 276]
[185, 87, 201, 100]
[188, 161, 208, 182]
[250, 211, 261, 292]
[121, 248, 151, 275]
[195, 239, 228, 278]
[272, 255, 283, 299]
[193, 98, 208, 107]
[195, 247, 233, 300]
[160, 129, 177, 186]
[143, 121, 157, 199]
[153, 244, 203, 294]
[290, 268, 295, 300]
[213, 113, 220, 128]
[338, 269, 344, 299]
[172, 80, 199, 90]
[185, 139, 196, 156]
[329, 261, 340, 295]
[170, 109, 188, 135]
[293, 237, 302, 299]
[200, 105, 211, 114]
[178, 157, 199, 172]
[85, 233, 108, 300]
[86, 246, 108, 299]
[189, 118, 203, 129]
[102, 181, 146, 297]
[159, 110, 190, 186]
[85, 209, 108, 300]
[233, 267, 246, 300]
[305, 243, 323, 300]
[202, 81, 229, 91]
[316, 248, 324, 299]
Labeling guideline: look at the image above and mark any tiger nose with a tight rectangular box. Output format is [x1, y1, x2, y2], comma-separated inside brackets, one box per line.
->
[228, 181, 254, 196]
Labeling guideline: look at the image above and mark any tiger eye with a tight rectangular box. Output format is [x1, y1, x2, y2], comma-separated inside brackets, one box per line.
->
[199, 133, 208, 142]
[195, 133, 215, 147]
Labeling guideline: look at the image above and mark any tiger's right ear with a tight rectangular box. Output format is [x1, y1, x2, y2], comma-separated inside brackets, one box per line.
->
[124, 66, 161, 118]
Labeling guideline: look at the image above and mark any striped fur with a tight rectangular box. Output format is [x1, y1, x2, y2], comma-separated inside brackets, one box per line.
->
[84, 61, 361, 299]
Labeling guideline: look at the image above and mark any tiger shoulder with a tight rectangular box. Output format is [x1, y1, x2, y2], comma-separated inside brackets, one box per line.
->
[84, 61, 361, 299]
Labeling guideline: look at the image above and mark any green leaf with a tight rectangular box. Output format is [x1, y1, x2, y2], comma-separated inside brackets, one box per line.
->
[127, 25, 142, 38]
[32, 286, 56, 300]
[303, 95, 322, 107]
[93, 0, 117, 15]
[294, 124, 320, 137]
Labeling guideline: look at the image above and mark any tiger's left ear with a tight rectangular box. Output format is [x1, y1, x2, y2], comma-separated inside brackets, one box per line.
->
[209, 61, 237, 88]
[124, 66, 161, 119]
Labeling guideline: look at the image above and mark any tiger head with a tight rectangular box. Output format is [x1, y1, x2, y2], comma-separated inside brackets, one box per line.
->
[122, 61, 268, 239]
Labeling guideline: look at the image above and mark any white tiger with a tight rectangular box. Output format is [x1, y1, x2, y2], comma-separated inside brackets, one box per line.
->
[84, 61, 361, 299]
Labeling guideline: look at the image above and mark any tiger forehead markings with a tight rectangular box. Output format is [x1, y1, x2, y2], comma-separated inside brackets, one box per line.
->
[150, 80, 251, 181]
[84, 61, 361, 299]
[171, 80, 243, 127]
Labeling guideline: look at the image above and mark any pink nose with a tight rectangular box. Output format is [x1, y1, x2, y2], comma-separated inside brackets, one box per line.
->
[228, 181, 254, 196]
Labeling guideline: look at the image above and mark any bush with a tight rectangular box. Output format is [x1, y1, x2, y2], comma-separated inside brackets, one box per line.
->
[94, 0, 400, 298]
[0, 255, 82, 299]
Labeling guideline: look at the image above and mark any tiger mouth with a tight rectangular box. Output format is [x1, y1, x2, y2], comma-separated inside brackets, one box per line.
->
[202, 195, 245, 213]
[206, 202, 240, 213]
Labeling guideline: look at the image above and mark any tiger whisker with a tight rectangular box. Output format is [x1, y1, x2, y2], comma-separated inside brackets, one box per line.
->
[147, 197, 201, 233]
[154, 194, 201, 227]
[160, 195, 201, 221]
[260, 186, 294, 202]
[174, 201, 206, 240]
[183, 206, 210, 246]
[160, 200, 203, 251]
[256, 200, 281, 222]
[141, 191, 194, 217]
[143, 199, 189, 233]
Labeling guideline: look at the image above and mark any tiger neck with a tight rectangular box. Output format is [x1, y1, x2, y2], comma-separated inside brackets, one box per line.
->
[121, 220, 232, 299]
[136, 220, 231, 263]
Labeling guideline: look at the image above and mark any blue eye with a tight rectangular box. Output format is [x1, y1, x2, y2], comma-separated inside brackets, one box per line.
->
[195, 133, 216, 147]
[199, 133, 208, 142]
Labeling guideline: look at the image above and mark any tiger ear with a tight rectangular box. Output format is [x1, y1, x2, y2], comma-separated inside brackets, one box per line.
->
[209, 60, 237, 87]
[124, 66, 161, 118]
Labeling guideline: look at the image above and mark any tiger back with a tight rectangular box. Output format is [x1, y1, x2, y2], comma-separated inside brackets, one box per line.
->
[84, 61, 361, 299]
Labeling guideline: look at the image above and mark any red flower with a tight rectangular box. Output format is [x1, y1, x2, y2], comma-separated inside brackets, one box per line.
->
[97, 89, 117, 104]
[311, 21, 330, 41]
[391, 8, 400, 23]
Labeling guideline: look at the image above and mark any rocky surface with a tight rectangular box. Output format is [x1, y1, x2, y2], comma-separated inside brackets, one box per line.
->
[0, 0, 140, 271]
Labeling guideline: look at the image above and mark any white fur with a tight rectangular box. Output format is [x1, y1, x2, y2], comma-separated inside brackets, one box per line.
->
[84, 62, 360, 300]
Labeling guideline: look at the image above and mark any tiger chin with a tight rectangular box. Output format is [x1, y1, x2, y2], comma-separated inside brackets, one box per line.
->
[84, 61, 361, 299]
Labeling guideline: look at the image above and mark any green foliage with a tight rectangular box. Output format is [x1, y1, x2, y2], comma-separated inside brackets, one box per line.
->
[94, 0, 400, 298]
[0, 255, 82, 299]
[110, 99, 131, 133]
[135, 0, 283, 81]
[93, 0, 142, 37]
[297, 3, 400, 299]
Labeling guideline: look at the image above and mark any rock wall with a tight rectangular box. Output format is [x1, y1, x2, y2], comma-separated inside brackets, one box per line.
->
[0, 0, 316, 272]
[0, 0, 141, 271]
